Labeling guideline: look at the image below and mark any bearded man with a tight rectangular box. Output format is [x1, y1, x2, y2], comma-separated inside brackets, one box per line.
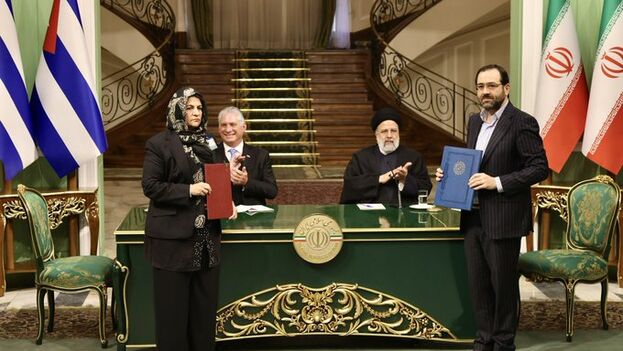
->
[436, 64, 548, 351]
[339, 107, 431, 205]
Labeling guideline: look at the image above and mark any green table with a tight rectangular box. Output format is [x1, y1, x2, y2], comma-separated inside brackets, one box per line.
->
[114, 205, 475, 350]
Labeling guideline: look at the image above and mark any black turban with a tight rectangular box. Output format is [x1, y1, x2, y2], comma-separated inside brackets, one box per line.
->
[370, 107, 402, 131]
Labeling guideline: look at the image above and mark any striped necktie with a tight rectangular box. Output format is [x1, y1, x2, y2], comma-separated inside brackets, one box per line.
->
[228, 148, 238, 161]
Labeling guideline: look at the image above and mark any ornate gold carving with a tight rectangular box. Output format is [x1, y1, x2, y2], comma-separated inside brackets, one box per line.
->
[536, 190, 568, 222]
[216, 283, 457, 341]
[86, 196, 99, 219]
[594, 175, 613, 184]
[293, 214, 343, 264]
[2, 200, 27, 220]
[114, 260, 130, 344]
[2, 196, 89, 230]
[47, 197, 86, 230]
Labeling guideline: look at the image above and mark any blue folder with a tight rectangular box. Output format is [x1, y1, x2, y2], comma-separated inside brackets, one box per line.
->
[434, 146, 482, 210]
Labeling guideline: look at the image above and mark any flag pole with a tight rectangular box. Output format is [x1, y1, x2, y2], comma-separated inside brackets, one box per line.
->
[67, 170, 79, 256]
[1, 165, 10, 195]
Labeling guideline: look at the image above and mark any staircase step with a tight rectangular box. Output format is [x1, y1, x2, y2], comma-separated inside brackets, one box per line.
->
[233, 98, 313, 102]
[237, 51, 305, 59]
[248, 141, 318, 145]
[235, 58, 309, 62]
[233, 68, 310, 72]
[272, 164, 318, 168]
[232, 78, 311, 82]
[247, 130, 315, 134]
[245, 118, 315, 122]
[240, 108, 313, 112]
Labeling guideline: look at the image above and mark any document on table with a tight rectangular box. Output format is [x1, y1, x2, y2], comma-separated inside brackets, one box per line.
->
[236, 204, 275, 215]
[357, 203, 386, 210]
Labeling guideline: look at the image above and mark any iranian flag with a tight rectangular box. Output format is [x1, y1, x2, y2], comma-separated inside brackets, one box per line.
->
[534, 0, 589, 173]
[582, 0, 623, 174]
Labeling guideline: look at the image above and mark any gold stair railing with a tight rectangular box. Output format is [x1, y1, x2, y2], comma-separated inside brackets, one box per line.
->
[100, 0, 175, 130]
[370, 0, 480, 142]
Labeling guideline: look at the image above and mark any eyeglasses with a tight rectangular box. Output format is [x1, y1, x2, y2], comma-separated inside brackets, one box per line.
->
[476, 82, 503, 91]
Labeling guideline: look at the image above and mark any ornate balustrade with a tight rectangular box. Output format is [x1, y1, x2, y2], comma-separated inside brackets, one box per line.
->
[100, 0, 175, 130]
[369, 0, 480, 142]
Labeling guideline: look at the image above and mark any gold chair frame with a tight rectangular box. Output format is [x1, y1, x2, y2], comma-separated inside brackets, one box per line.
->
[17, 185, 115, 348]
[519, 175, 621, 341]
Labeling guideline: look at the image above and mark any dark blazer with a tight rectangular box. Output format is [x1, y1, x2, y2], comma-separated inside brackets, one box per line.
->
[213, 142, 277, 205]
[461, 102, 548, 239]
[340, 144, 432, 204]
[142, 129, 221, 270]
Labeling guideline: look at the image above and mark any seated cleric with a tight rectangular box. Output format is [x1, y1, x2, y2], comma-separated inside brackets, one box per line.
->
[339, 107, 432, 205]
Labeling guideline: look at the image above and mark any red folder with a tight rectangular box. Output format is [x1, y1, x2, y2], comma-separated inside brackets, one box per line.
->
[204, 163, 233, 219]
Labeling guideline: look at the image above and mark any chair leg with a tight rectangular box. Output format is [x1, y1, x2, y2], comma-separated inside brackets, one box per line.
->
[98, 288, 108, 348]
[47, 289, 55, 332]
[36, 287, 46, 345]
[601, 278, 609, 330]
[564, 280, 577, 342]
[517, 273, 522, 322]
[111, 288, 117, 331]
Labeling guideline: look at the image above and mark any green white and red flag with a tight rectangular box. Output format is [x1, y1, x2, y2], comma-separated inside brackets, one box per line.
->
[534, 0, 589, 173]
[582, 0, 623, 174]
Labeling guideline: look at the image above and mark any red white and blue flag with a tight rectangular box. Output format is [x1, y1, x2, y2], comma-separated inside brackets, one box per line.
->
[0, 0, 38, 179]
[582, 0, 623, 174]
[30, 0, 107, 178]
[534, 0, 589, 173]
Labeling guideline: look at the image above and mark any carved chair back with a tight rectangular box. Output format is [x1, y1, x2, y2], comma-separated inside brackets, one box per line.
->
[565, 175, 621, 258]
[17, 185, 56, 273]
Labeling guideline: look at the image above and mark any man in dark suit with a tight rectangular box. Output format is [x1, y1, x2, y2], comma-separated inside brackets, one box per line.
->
[214, 106, 277, 205]
[437, 64, 548, 351]
[340, 107, 431, 205]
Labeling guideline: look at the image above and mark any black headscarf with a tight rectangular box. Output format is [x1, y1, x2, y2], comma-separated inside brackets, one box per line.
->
[166, 87, 216, 164]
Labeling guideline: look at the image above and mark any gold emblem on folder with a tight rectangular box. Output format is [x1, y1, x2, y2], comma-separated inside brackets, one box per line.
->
[453, 160, 466, 176]
[293, 214, 343, 264]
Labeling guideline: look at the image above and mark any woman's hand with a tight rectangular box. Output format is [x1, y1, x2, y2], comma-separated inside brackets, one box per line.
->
[228, 201, 238, 220]
[190, 182, 212, 196]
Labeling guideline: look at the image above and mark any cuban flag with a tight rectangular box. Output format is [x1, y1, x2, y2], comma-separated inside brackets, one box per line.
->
[30, 0, 107, 178]
[0, 0, 38, 179]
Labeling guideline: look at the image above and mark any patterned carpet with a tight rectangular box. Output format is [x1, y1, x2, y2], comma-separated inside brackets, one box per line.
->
[1, 302, 622, 339]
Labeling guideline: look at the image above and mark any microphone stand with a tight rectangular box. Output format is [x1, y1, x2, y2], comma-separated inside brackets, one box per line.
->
[396, 179, 402, 209]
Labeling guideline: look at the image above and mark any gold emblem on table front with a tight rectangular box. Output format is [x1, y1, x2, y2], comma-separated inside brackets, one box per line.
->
[293, 214, 343, 264]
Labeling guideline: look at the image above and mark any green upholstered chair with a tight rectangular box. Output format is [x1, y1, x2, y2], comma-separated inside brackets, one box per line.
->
[17, 185, 115, 348]
[518, 175, 621, 342]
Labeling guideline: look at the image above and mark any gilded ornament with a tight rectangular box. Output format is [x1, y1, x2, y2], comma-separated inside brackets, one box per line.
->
[216, 283, 457, 341]
[47, 197, 86, 230]
[292, 214, 343, 264]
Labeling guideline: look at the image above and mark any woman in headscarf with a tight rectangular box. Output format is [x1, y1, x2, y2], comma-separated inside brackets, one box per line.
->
[142, 87, 237, 351]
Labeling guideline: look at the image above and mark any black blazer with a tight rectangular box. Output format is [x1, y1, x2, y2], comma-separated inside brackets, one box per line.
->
[461, 102, 548, 239]
[213, 143, 277, 205]
[340, 144, 432, 204]
[142, 130, 222, 270]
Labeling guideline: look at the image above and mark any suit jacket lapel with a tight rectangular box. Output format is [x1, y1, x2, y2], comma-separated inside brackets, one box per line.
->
[167, 130, 193, 181]
[214, 143, 226, 163]
[481, 103, 515, 166]
[467, 116, 482, 149]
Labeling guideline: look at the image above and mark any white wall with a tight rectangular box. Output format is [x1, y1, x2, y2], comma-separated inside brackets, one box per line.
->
[415, 20, 510, 90]
[350, 0, 375, 32]
[100, 7, 154, 67]
[390, 0, 509, 61]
